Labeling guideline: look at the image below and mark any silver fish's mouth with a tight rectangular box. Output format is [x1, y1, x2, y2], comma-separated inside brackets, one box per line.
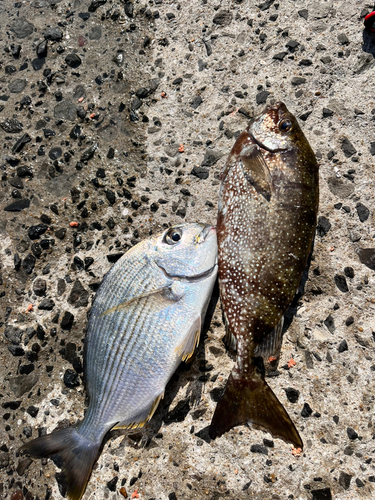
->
[156, 261, 218, 283]
[196, 224, 216, 243]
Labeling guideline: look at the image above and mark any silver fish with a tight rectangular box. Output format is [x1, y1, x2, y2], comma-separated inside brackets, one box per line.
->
[21, 223, 218, 500]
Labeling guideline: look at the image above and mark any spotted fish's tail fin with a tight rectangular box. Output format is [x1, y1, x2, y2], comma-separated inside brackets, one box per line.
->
[20, 427, 100, 500]
[209, 366, 303, 449]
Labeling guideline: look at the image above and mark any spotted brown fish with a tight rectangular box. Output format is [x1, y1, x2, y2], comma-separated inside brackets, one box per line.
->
[210, 102, 319, 447]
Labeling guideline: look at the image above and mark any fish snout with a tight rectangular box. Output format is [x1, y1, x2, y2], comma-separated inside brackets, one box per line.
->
[197, 224, 216, 244]
[265, 101, 286, 113]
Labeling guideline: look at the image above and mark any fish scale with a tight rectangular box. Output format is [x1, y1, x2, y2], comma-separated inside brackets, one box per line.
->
[20, 223, 218, 500]
[210, 102, 319, 447]
[86, 262, 159, 404]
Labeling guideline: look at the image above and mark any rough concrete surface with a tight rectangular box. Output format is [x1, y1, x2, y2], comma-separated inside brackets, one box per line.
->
[1, 0, 375, 499]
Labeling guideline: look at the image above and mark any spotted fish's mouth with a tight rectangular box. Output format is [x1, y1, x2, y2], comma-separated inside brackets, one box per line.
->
[156, 261, 218, 283]
[247, 131, 287, 154]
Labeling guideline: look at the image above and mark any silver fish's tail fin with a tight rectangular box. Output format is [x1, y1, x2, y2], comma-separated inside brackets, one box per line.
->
[209, 365, 303, 449]
[20, 427, 99, 500]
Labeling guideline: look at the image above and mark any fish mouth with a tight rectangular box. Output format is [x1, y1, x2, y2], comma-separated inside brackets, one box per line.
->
[156, 261, 218, 283]
[264, 101, 288, 114]
[247, 131, 287, 154]
[195, 224, 216, 244]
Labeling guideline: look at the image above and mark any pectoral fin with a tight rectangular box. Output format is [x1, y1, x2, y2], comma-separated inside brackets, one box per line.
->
[112, 392, 165, 430]
[240, 145, 272, 201]
[175, 316, 202, 362]
[101, 286, 180, 317]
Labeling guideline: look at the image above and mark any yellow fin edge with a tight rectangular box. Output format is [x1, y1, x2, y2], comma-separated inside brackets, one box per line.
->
[175, 328, 201, 362]
[112, 392, 165, 431]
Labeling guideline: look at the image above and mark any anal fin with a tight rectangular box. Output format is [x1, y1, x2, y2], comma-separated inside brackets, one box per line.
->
[112, 392, 165, 431]
[223, 325, 237, 352]
[222, 310, 237, 351]
[255, 315, 284, 358]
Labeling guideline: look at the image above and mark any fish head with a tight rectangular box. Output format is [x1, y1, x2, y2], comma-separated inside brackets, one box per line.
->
[248, 101, 305, 154]
[152, 223, 218, 280]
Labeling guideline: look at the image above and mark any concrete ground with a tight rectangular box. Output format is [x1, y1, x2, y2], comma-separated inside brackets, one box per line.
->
[1, 0, 375, 499]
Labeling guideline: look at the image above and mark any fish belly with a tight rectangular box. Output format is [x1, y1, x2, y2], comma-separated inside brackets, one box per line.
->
[218, 163, 316, 343]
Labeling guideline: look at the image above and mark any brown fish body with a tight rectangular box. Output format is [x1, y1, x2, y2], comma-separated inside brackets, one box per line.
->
[210, 102, 319, 447]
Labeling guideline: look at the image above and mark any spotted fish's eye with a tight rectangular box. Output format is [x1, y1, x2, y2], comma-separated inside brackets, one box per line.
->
[279, 119, 293, 133]
[164, 228, 182, 245]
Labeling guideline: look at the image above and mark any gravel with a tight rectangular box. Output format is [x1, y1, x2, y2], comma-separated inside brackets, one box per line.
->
[1, 1, 375, 499]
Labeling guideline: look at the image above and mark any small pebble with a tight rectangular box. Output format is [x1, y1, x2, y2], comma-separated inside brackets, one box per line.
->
[338, 339, 348, 353]
[301, 403, 313, 417]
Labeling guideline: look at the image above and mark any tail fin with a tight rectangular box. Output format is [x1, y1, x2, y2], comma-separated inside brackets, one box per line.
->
[20, 427, 100, 500]
[209, 370, 303, 449]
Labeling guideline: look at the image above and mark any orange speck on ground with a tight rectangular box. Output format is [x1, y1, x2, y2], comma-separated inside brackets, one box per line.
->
[26, 304, 33, 312]
[78, 97, 84, 102]
[119, 487, 128, 498]
[287, 358, 296, 368]
[89, 113, 96, 119]
[161, 92, 167, 98]
[234, 469, 238, 475]
[131, 490, 139, 499]
[329, 246, 335, 252]
[70, 221, 79, 227]
[268, 356, 277, 362]
[178, 144, 185, 153]
[292, 447, 302, 457]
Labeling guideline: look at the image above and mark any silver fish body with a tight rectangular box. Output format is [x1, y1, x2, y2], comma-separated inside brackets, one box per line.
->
[20, 223, 218, 500]
[82, 223, 218, 437]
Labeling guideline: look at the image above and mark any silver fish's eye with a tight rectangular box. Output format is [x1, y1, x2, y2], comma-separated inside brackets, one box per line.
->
[279, 119, 293, 132]
[164, 228, 182, 245]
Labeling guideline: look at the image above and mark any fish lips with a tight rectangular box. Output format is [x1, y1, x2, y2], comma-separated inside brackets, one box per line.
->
[198, 224, 216, 243]
[246, 132, 285, 154]
[156, 261, 218, 282]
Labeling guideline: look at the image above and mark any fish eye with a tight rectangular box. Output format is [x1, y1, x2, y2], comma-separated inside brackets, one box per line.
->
[164, 228, 182, 245]
[279, 119, 293, 133]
